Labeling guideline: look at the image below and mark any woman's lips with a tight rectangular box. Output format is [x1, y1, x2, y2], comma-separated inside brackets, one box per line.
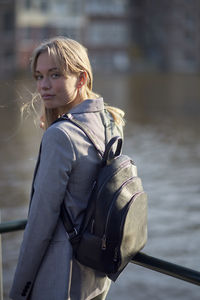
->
[42, 94, 55, 100]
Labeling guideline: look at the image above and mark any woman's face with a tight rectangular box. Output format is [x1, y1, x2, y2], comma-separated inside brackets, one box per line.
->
[34, 51, 82, 114]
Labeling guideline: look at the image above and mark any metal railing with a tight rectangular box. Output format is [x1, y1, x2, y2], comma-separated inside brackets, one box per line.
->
[0, 214, 3, 300]
[1, 219, 200, 299]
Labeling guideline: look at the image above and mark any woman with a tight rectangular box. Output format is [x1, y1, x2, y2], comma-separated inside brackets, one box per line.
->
[10, 37, 124, 300]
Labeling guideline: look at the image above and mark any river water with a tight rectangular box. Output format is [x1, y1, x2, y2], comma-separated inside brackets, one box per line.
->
[1, 73, 200, 299]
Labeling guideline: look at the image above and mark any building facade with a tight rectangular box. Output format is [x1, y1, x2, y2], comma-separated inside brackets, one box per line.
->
[16, 0, 85, 69]
[131, 0, 200, 72]
[0, 0, 16, 78]
[83, 0, 131, 72]
[16, 0, 131, 72]
[15, 0, 200, 73]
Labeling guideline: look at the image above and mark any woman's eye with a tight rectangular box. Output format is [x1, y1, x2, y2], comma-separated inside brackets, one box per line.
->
[51, 73, 60, 79]
[34, 74, 43, 81]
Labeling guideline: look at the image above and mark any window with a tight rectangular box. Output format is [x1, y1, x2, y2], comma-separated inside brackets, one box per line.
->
[4, 49, 14, 59]
[3, 11, 14, 31]
[88, 22, 129, 46]
[25, 0, 32, 10]
[40, 0, 49, 12]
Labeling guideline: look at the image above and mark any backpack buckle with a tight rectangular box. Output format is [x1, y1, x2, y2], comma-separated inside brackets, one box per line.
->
[68, 227, 78, 241]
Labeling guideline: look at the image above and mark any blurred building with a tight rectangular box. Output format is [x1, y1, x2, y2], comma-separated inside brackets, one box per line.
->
[16, 0, 85, 69]
[15, 0, 200, 74]
[83, 0, 131, 72]
[130, 0, 200, 72]
[0, 0, 16, 78]
[15, 0, 131, 72]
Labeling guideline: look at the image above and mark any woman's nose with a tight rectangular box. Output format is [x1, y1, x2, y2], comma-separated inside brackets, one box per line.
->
[40, 77, 51, 90]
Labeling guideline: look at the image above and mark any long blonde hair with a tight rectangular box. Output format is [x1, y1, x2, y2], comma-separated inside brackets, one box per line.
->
[29, 36, 125, 129]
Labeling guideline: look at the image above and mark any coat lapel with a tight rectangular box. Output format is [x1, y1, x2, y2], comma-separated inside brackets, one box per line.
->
[29, 143, 42, 212]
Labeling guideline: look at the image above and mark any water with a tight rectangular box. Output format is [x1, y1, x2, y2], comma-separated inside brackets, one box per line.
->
[1, 73, 200, 299]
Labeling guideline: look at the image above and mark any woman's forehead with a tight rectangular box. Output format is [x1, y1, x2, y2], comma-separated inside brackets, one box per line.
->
[35, 52, 60, 71]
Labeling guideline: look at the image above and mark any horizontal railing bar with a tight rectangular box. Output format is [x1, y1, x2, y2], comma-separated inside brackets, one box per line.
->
[132, 252, 200, 286]
[1, 220, 200, 286]
[0, 219, 27, 234]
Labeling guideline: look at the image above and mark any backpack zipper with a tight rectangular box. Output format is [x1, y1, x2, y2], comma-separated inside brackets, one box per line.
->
[91, 219, 95, 233]
[119, 191, 144, 242]
[113, 247, 118, 262]
[97, 159, 133, 201]
[101, 176, 137, 250]
[102, 234, 106, 250]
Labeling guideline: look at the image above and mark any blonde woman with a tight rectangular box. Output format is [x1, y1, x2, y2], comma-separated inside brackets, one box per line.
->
[10, 37, 124, 300]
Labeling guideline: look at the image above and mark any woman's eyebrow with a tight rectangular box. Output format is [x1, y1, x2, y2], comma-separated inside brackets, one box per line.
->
[35, 67, 59, 73]
[48, 67, 59, 72]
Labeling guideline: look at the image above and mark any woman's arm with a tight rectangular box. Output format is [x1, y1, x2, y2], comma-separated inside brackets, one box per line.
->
[10, 125, 75, 300]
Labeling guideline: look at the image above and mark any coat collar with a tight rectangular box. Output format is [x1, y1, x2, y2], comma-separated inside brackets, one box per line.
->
[68, 98, 104, 114]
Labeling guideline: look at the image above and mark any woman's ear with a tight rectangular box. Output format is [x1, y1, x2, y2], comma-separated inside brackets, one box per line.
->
[77, 71, 87, 88]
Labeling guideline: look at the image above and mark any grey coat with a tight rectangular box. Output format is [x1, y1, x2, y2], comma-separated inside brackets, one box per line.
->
[10, 98, 123, 300]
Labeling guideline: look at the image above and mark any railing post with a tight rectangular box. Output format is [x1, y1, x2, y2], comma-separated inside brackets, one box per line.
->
[0, 211, 3, 300]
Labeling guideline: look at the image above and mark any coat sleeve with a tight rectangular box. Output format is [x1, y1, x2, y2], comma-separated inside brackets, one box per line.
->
[9, 126, 75, 300]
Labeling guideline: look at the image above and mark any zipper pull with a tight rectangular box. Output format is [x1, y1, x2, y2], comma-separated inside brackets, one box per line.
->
[91, 219, 95, 233]
[102, 234, 106, 250]
[113, 247, 118, 262]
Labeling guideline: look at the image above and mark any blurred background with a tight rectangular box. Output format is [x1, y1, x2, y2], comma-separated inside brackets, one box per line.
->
[0, 0, 200, 299]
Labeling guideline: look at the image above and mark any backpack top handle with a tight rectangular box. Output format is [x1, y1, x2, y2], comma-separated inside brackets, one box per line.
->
[102, 136, 123, 166]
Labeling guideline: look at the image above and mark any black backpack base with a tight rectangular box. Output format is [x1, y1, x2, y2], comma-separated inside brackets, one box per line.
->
[76, 191, 147, 276]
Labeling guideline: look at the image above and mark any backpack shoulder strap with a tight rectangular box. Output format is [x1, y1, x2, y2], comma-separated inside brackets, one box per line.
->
[54, 113, 123, 241]
[55, 113, 123, 163]
[99, 110, 111, 144]
[54, 113, 104, 241]
[56, 113, 104, 158]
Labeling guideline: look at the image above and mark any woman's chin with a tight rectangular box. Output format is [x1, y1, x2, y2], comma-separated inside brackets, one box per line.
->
[44, 103, 57, 110]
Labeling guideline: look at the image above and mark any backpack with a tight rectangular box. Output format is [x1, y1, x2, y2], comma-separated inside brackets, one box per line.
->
[57, 113, 147, 280]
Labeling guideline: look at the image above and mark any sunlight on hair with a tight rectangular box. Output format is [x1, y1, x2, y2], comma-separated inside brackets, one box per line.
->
[28, 37, 125, 129]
